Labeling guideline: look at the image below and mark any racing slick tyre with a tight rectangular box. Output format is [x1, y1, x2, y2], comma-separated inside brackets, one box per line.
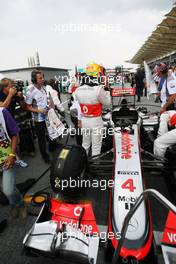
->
[50, 144, 87, 200]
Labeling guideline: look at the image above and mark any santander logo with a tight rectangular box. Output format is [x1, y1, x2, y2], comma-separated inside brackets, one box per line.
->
[121, 132, 134, 159]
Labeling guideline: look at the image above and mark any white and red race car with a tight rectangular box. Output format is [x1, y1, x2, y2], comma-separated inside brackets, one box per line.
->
[23, 86, 176, 264]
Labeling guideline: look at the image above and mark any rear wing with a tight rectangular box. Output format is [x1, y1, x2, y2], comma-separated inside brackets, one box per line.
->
[110, 86, 136, 108]
[111, 87, 136, 97]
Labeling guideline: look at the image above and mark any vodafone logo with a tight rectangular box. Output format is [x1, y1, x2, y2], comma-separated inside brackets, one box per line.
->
[121, 132, 133, 159]
[83, 105, 88, 114]
[74, 206, 82, 217]
[167, 232, 176, 243]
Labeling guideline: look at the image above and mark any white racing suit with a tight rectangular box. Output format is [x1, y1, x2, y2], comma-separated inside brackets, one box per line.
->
[154, 110, 176, 158]
[74, 85, 111, 156]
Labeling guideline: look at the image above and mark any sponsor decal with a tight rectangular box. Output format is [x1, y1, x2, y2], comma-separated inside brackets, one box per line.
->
[117, 171, 139, 176]
[128, 218, 139, 232]
[59, 149, 70, 159]
[74, 206, 83, 217]
[83, 105, 88, 114]
[125, 202, 134, 210]
[121, 132, 134, 159]
[58, 219, 93, 234]
[112, 88, 136, 97]
[167, 232, 176, 243]
[118, 196, 137, 202]
[118, 196, 137, 210]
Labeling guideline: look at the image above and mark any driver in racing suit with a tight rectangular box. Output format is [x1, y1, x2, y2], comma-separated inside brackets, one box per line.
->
[74, 63, 111, 156]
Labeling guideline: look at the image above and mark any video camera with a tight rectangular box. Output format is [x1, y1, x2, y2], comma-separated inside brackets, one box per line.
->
[14, 80, 24, 92]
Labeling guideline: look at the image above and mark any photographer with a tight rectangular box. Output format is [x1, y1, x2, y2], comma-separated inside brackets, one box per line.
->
[0, 78, 26, 118]
[0, 78, 28, 167]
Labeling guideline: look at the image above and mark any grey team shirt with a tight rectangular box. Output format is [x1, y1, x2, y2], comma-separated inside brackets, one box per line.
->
[25, 85, 48, 122]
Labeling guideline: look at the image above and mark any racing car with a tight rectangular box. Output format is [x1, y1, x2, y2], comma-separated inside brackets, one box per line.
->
[23, 85, 176, 264]
[89, 85, 176, 263]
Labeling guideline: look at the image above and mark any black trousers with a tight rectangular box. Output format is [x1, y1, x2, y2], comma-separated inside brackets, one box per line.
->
[35, 121, 48, 159]
[35, 121, 56, 159]
[71, 116, 82, 146]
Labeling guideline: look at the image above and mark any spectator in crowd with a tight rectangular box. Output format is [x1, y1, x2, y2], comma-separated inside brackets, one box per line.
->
[134, 68, 144, 102]
[25, 70, 53, 163]
[0, 107, 27, 218]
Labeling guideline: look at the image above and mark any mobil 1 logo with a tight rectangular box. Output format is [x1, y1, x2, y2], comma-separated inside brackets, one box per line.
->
[118, 196, 137, 210]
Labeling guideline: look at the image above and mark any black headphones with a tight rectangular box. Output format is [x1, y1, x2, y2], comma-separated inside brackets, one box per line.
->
[31, 70, 43, 84]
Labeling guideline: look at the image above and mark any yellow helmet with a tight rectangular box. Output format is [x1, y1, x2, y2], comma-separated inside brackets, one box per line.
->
[86, 63, 101, 77]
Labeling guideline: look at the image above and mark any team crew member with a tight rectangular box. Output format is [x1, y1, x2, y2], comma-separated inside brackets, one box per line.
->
[74, 63, 111, 156]
[25, 70, 51, 163]
[154, 111, 176, 158]
[69, 95, 82, 145]
[45, 83, 65, 113]
[68, 77, 79, 94]
[159, 64, 176, 113]
[68, 71, 83, 94]
[134, 68, 144, 102]
[69, 72, 87, 146]
[154, 66, 176, 157]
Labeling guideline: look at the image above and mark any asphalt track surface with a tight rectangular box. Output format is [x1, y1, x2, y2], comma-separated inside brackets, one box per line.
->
[0, 94, 173, 264]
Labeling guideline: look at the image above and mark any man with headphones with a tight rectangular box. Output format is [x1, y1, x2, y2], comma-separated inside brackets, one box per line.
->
[25, 70, 51, 163]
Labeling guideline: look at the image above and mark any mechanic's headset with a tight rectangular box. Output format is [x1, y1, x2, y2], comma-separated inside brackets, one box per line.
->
[31, 70, 44, 84]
